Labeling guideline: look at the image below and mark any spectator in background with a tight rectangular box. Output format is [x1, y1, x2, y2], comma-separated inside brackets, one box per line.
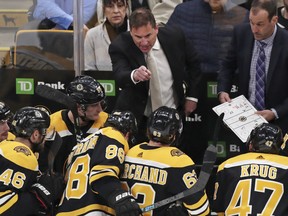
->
[32, 0, 98, 30]
[167, 0, 248, 165]
[277, 0, 288, 29]
[85, 0, 129, 71]
[217, 0, 288, 135]
[0, 106, 64, 215]
[212, 123, 288, 215]
[167, 0, 248, 74]
[0, 101, 14, 142]
[122, 106, 210, 215]
[130, 0, 182, 26]
[38, 75, 108, 174]
[97, 0, 182, 26]
[109, 8, 202, 143]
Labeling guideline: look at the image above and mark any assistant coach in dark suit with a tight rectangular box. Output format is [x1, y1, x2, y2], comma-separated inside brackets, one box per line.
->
[109, 8, 202, 142]
[217, 0, 288, 134]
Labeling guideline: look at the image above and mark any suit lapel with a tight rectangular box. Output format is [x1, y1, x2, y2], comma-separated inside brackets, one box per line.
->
[125, 33, 146, 66]
[241, 28, 254, 93]
[266, 29, 282, 90]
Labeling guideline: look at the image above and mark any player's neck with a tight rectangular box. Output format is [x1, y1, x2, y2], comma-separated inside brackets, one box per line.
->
[15, 137, 32, 150]
[148, 140, 169, 147]
[68, 110, 88, 127]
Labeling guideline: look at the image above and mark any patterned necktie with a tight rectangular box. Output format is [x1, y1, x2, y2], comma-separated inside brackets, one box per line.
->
[146, 51, 162, 111]
[255, 41, 267, 110]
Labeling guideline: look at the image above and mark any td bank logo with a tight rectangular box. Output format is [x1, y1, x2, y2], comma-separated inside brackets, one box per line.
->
[98, 80, 115, 96]
[208, 141, 226, 158]
[16, 78, 34, 95]
[207, 81, 217, 98]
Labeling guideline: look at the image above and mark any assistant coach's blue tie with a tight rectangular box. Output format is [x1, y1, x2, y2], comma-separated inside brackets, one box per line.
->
[255, 41, 267, 110]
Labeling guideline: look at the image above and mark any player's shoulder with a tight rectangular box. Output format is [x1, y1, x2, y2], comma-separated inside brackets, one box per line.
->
[127, 144, 194, 167]
[218, 152, 288, 172]
[101, 126, 127, 145]
[218, 153, 250, 171]
[0, 140, 38, 171]
[49, 109, 66, 125]
[7, 132, 15, 141]
[50, 109, 64, 118]
[92, 111, 108, 128]
[47, 109, 68, 133]
[161, 146, 194, 166]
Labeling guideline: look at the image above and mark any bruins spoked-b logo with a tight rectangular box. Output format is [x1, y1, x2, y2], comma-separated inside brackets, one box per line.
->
[14, 146, 31, 156]
[170, 149, 184, 157]
[76, 83, 84, 91]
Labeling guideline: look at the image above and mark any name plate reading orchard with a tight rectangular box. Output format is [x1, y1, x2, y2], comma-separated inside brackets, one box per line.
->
[212, 95, 267, 143]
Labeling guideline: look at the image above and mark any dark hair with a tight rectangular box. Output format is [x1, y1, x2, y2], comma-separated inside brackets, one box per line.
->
[103, 0, 127, 7]
[129, 7, 156, 29]
[251, 0, 277, 21]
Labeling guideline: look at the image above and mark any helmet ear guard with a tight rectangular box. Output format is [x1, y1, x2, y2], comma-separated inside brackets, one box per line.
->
[147, 106, 182, 145]
[246, 123, 283, 154]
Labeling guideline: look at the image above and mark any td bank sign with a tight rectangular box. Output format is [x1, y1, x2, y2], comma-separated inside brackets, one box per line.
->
[98, 80, 116, 97]
[16, 78, 34, 95]
[16, 78, 116, 96]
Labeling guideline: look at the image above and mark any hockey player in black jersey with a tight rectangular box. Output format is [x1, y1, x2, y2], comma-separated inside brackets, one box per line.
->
[56, 110, 142, 216]
[0, 106, 64, 215]
[213, 123, 288, 215]
[39, 75, 109, 173]
[121, 106, 210, 216]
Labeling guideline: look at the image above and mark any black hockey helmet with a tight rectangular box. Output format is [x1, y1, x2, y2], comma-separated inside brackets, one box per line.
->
[66, 75, 105, 105]
[11, 106, 50, 137]
[0, 101, 12, 121]
[246, 123, 283, 154]
[105, 110, 138, 145]
[106, 110, 137, 135]
[147, 106, 182, 145]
